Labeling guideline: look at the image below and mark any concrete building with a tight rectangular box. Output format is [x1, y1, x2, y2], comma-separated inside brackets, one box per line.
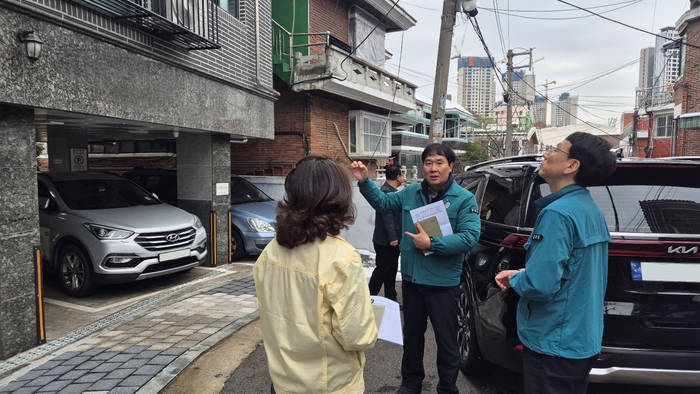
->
[229, 0, 417, 177]
[389, 92, 477, 178]
[502, 70, 536, 106]
[532, 95, 547, 128]
[1, 0, 276, 360]
[551, 93, 579, 127]
[654, 26, 681, 87]
[638, 47, 655, 90]
[456, 56, 497, 118]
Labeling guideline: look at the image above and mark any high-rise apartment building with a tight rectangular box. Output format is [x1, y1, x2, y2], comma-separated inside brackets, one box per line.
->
[502, 70, 536, 105]
[457, 56, 496, 118]
[654, 27, 680, 87]
[533, 95, 547, 127]
[638, 47, 655, 90]
[551, 93, 579, 127]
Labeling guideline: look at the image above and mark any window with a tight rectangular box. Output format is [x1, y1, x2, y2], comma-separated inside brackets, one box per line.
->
[348, 111, 391, 157]
[656, 114, 673, 137]
[219, 0, 238, 17]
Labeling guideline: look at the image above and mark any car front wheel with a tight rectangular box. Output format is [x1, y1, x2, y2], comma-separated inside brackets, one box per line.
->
[58, 245, 97, 298]
[458, 280, 480, 374]
[230, 230, 246, 261]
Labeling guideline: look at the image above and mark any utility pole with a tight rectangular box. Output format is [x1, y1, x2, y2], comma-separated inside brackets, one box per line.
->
[429, 0, 459, 144]
[504, 48, 533, 157]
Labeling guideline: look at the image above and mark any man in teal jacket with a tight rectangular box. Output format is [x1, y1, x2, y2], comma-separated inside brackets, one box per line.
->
[496, 132, 617, 394]
[351, 143, 481, 394]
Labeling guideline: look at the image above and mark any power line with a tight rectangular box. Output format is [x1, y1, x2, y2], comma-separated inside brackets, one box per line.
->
[479, 1, 642, 21]
[556, 0, 700, 50]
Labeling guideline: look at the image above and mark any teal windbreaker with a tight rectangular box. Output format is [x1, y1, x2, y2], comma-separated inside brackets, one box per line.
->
[358, 177, 481, 287]
[510, 184, 610, 359]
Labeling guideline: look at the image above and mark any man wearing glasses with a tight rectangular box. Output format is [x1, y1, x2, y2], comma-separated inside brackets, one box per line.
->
[368, 165, 403, 306]
[495, 132, 617, 394]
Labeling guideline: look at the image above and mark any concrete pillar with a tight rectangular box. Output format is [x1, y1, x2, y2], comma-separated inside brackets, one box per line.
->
[0, 105, 40, 359]
[177, 132, 231, 265]
[46, 131, 89, 172]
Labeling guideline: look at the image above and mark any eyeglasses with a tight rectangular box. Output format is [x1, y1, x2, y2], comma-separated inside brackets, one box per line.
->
[547, 146, 575, 160]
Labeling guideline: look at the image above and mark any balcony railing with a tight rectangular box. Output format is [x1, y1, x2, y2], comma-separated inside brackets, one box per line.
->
[71, 0, 220, 50]
[636, 86, 674, 110]
[272, 21, 416, 112]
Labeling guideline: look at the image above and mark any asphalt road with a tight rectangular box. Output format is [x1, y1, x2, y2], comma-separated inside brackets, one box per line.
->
[219, 283, 700, 394]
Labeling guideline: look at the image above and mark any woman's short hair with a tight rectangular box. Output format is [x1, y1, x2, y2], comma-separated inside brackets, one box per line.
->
[566, 132, 617, 187]
[276, 155, 356, 248]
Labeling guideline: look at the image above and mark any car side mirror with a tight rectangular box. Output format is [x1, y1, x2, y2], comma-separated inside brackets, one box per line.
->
[38, 196, 50, 210]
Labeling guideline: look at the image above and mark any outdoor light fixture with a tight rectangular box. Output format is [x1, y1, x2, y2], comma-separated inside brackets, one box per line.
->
[17, 29, 43, 62]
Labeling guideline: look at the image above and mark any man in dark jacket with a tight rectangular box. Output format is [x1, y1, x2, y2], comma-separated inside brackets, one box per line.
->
[368, 165, 403, 303]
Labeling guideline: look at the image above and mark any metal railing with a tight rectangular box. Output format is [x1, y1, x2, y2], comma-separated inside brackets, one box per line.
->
[72, 0, 220, 49]
[636, 86, 674, 110]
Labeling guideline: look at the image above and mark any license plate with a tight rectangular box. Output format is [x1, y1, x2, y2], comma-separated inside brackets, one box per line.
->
[631, 261, 700, 283]
[159, 249, 190, 262]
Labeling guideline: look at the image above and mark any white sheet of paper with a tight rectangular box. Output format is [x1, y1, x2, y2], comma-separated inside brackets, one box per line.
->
[409, 201, 453, 255]
[409, 201, 453, 238]
[370, 296, 403, 346]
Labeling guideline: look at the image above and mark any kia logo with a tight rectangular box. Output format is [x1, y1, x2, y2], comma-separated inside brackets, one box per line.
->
[667, 245, 698, 254]
[166, 233, 180, 242]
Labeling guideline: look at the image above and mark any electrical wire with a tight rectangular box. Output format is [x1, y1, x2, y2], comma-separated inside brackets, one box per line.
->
[479, 1, 642, 21]
[556, 0, 700, 50]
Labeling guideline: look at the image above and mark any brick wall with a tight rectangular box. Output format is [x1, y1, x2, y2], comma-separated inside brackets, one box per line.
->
[676, 16, 700, 155]
[308, 0, 350, 55]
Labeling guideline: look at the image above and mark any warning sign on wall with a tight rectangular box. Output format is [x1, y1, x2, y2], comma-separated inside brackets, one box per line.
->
[70, 148, 88, 172]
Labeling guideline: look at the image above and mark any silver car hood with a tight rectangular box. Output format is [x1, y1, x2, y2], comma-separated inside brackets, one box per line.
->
[70, 204, 196, 232]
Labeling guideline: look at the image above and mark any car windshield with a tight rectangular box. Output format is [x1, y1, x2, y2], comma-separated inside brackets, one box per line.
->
[231, 177, 273, 204]
[54, 179, 162, 209]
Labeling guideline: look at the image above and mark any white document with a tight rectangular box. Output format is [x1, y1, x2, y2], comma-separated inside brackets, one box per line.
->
[370, 296, 403, 346]
[409, 201, 453, 255]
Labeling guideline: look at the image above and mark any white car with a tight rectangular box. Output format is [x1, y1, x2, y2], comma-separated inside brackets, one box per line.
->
[38, 171, 208, 297]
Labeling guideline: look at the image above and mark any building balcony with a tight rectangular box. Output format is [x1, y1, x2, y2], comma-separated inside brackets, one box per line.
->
[636, 86, 674, 110]
[71, 0, 220, 49]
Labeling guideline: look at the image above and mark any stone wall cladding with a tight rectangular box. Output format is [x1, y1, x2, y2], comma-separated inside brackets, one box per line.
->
[0, 105, 40, 359]
[0, 7, 274, 137]
[19, 0, 274, 93]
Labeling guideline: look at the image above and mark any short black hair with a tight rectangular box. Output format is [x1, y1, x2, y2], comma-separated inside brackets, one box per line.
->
[385, 165, 402, 180]
[566, 132, 617, 187]
[422, 143, 456, 164]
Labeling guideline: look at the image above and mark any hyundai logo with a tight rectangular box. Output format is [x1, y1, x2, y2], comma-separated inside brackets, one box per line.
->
[166, 233, 180, 242]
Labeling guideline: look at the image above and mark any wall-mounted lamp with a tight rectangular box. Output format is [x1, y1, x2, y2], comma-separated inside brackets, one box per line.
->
[173, 130, 179, 138]
[17, 29, 43, 62]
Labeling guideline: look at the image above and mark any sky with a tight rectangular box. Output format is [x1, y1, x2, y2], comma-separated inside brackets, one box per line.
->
[382, 0, 691, 127]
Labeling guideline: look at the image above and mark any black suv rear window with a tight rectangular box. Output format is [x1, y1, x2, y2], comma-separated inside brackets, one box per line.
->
[537, 164, 700, 234]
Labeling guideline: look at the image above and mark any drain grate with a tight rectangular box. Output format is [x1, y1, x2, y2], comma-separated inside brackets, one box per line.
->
[0, 266, 241, 376]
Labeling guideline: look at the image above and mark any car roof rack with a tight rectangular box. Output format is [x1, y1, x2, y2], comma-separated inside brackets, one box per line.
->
[466, 154, 542, 172]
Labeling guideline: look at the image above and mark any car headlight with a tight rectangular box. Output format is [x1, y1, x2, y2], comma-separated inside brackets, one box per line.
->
[84, 224, 134, 240]
[192, 214, 203, 229]
[246, 217, 275, 233]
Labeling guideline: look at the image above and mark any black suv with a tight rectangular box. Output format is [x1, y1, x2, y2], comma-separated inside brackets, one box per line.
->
[454, 155, 700, 387]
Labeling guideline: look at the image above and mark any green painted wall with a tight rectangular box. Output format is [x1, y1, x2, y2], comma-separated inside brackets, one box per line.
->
[272, 0, 310, 84]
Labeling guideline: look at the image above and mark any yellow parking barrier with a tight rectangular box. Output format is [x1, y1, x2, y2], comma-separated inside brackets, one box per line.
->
[34, 246, 46, 345]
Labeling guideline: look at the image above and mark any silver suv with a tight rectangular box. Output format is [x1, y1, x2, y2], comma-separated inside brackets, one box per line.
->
[38, 171, 208, 297]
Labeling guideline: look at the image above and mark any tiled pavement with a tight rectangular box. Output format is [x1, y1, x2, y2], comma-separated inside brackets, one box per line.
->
[0, 271, 259, 394]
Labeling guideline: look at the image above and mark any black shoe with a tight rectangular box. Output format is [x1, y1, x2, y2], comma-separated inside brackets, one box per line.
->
[395, 387, 420, 394]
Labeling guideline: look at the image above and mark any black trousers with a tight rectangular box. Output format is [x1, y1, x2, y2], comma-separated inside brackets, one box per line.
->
[400, 281, 460, 394]
[522, 347, 598, 394]
[368, 243, 400, 300]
